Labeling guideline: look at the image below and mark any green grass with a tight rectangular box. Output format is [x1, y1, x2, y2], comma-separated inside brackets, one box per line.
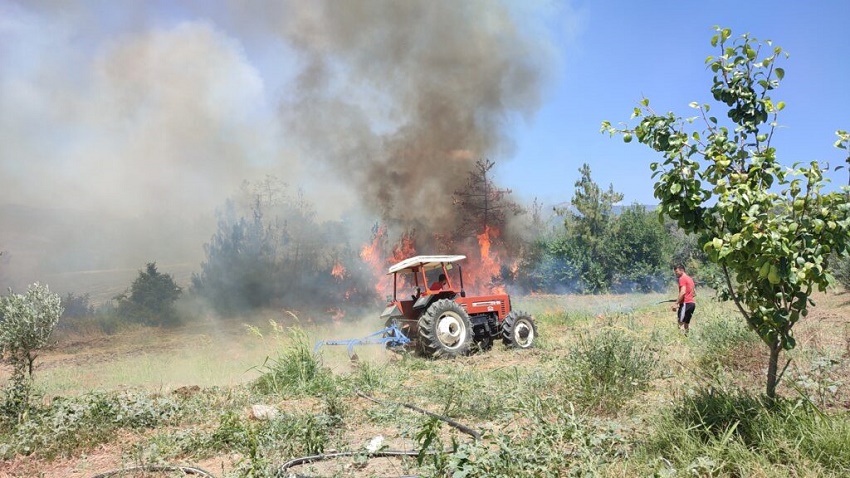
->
[2, 292, 848, 477]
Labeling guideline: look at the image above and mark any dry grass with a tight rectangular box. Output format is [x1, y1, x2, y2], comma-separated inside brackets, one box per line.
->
[2, 290, 848, 477]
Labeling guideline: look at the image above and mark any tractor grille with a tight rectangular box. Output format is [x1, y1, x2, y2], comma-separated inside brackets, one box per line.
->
[469, 300, 507, 318]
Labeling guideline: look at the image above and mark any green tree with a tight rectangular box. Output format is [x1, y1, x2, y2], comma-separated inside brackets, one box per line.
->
[562, 163, 624, 239]
[60, 292, 95, 319]
[603, 27, 850, 397]
[0, 283, 62, 378]
[605, 204, 672, 292]
[0, 283, 62, 421]
[118, 263, 182, 326]
[553, 164, 623, 292]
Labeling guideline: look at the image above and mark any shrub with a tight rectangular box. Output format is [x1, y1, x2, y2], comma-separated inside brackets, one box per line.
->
[0, 391, 180, 459]
[252, 327, 335, 397]
[641, 386, 850, 475]
[116, 262, 182, 326]
[0, 283, 62, 423]
[568, 327, 657, 412]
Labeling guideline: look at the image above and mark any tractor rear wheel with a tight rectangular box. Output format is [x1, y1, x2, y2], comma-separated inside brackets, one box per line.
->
[418, 299, 472, 358]
[502, 311, 537, 349]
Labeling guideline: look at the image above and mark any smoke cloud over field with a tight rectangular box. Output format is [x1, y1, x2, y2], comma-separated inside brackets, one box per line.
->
[0, 0, 560, 295]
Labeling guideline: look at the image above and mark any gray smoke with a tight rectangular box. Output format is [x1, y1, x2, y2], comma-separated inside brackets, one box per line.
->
[274, 0, 554, 233]
[0, 0, 560, 295]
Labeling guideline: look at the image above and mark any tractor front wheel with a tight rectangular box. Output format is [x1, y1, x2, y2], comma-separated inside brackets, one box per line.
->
[418, 299, 472, 358]
[502, 311, 537, 349]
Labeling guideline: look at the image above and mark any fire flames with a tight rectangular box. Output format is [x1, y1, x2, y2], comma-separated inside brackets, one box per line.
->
[348, 223, 509, 300]
[472, 225, 506, 295]
[331, 261, 346, 279]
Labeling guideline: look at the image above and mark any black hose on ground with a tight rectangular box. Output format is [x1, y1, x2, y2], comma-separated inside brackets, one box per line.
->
[278, 450, 421, 478]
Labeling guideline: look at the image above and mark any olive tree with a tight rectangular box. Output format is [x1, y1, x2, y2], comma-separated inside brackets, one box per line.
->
[602, 27, 850, 398]
[0, 283, 62, 420]
[0, 283, 62, 378]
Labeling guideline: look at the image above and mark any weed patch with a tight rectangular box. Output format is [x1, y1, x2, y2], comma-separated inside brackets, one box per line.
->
[692, 313, 761, 370]
[641, 386, 850, 476]
[567, 327, 658, 413]
[0, 391, 180, 460]
[251, 327, 336, 397]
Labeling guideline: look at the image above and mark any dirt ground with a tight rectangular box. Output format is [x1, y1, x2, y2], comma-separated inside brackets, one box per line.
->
[2, 292, 848, 477]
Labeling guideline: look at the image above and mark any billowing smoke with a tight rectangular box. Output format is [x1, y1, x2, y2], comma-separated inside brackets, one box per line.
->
[0, 0, 559, 297]
[273, 0, 554, 235]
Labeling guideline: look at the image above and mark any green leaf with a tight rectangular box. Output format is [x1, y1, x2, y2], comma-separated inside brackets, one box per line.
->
[775, 68, 785, 80]
[776, 101, 785, 111]
[670, 183, 682, 194]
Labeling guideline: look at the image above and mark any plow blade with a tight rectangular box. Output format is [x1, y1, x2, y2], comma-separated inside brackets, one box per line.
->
[314, 322, 411, 360]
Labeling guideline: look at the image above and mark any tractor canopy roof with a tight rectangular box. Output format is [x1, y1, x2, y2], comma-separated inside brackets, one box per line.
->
[387, 255, 466, 274]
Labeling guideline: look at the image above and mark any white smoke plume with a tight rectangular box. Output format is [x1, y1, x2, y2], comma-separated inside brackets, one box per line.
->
[0, 0, 561, 295]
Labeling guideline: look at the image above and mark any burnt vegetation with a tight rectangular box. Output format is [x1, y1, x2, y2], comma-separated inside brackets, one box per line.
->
[190, 178, 378, 316]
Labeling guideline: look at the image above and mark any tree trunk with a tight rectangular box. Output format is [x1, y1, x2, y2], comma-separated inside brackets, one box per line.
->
[766, 338, 782, 398]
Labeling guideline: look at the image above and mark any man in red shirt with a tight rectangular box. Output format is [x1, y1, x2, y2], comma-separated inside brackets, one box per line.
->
[430, 273, 448, 291]
[671, 264, 696, 335]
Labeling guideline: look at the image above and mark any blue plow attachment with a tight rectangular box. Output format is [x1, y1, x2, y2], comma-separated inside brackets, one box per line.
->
[314, 322, 411, 360]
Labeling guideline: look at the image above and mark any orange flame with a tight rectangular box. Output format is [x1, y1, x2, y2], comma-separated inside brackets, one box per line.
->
[331, 262, 346, 279]
[472, 225, 506, 294]
[356, 226, 423, 298]
[359, 225, 395, 297]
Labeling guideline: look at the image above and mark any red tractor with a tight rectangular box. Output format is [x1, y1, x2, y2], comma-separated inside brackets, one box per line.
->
[379, 255, 537, 358]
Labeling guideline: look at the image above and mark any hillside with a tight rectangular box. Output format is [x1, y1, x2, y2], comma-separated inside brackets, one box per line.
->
[0, 203, 209, 303]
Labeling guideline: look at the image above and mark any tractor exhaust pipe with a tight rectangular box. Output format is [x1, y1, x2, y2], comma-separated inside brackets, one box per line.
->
[458, 265, 466, 297]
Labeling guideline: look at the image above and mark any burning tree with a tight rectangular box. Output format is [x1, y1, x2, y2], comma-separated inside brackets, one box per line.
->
[193, 178, 376, 315]
[453, 159, 523, 239]
[451, 159, 524, 290]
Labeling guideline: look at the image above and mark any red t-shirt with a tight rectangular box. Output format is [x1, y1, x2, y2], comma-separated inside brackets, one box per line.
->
[679, 273, 695, 304]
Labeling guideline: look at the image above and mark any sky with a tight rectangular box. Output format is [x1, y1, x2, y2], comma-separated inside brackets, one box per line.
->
[499, 0, 850, 205]
[1, 0, 849, 287]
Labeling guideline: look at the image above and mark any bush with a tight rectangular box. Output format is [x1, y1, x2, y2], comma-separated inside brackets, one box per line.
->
[117, 262, 182, 326]
[568, 327, 657, 412]
[252, 327, 335, 397]
[642, 387, 850, 475]
[0, 390, 180, 459]
[0, 283, 62, 423]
